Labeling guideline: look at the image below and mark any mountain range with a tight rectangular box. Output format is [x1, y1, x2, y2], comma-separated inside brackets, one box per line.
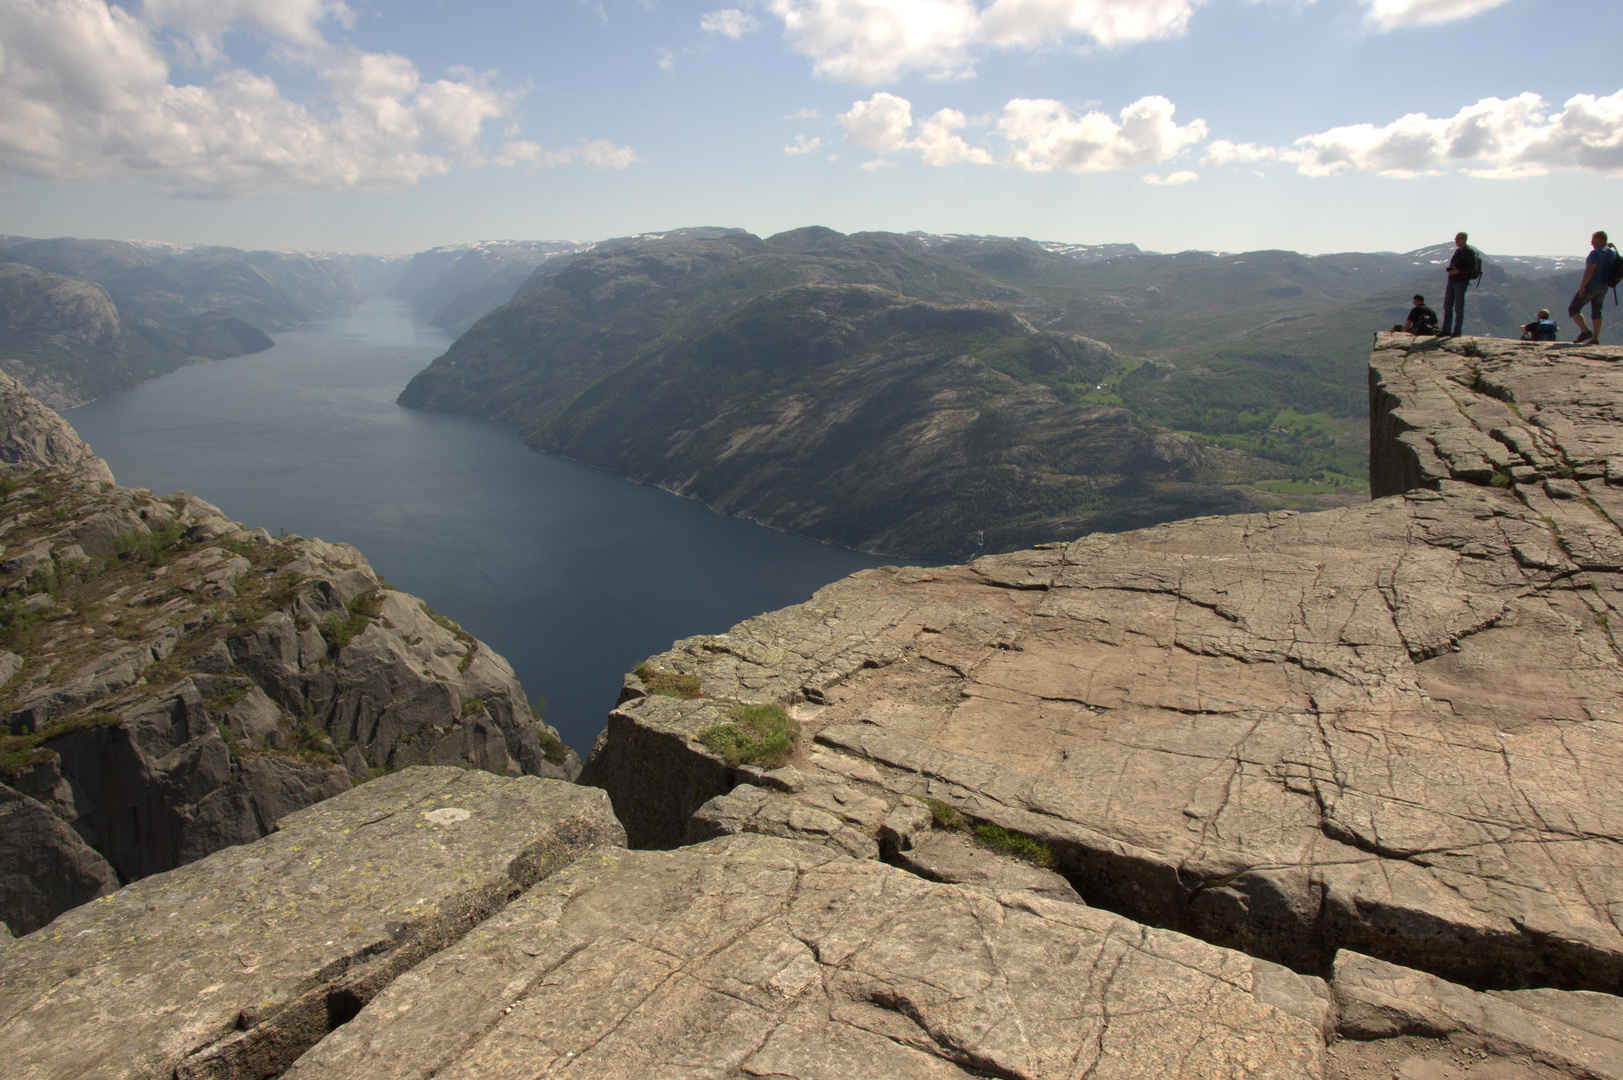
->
[398, 226, 1583, 558]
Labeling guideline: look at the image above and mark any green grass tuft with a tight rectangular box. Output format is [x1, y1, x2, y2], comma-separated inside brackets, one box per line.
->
[923, 797, 963, 830]
[972, 822, 1057, 868]
[537, 729, 570, 766]
[635, 663, 704, 699]
[699, 703, 798, 768]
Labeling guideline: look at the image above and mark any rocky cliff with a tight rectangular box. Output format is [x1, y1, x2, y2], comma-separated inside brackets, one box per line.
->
[3, 334, 1621, 1080]
[0, 375, 577, 935]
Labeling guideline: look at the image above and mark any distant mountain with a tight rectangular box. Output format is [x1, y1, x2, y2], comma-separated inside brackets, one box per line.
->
[0, 236, 364, 406]
[400, 228, 1266, 559]
[398, 226, 1583, 558]
[384, 241, 594, 334]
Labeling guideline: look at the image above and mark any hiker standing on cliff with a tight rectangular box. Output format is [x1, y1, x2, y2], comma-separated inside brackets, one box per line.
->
[1571, 230, 1618, 344]
[1440, 231, 1478, 337]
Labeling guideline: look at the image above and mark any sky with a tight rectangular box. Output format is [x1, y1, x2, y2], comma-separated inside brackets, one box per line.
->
[1, 0, 1620, 257]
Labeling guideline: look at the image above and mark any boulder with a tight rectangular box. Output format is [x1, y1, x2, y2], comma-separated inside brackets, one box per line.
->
[0, 767, 625, 1080]
[285, 835, 1332, 1080]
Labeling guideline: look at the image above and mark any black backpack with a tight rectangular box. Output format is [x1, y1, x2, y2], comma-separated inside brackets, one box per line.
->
[1466, 247, 1484, 286]
[1606, 243, 1623, 303]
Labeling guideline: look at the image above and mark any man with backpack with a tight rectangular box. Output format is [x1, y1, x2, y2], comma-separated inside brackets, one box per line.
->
[1523, 309, 1558, 341]
[1400, 294, 1438, 334]
[1570, 230, 1620, 344]
[1441, 231, 1480, 337]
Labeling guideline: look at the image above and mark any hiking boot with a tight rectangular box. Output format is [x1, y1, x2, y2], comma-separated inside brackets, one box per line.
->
[1575, 330, 1595, 344]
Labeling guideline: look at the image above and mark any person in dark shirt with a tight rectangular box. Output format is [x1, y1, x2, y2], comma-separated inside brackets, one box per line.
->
[1441, 232, 1474, 336]
[1522, 309, 1558, 341]
[1402, 294, 1438, 334]
[1570, 230, 1616, 344]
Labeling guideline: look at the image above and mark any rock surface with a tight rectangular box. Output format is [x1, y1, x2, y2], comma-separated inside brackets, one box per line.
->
[0, 378, 580, 934]
[0, 767, 625, 1080]
[1333, 950, 1623, 1080]
[582, 335, 1623, 1000]
[287, 833, 1332, 1080]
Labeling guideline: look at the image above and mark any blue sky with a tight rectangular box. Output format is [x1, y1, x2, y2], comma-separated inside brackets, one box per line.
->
[2, 0, 1619, 256]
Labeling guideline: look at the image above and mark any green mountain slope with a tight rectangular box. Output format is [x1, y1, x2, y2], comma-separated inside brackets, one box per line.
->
[400, 229, 1267, 559]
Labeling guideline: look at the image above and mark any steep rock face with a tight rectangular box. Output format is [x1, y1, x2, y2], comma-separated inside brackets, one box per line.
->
[0, 371, 114, 484]
[580, 335, 1623, 1001]
[0, 783, 117, 936]
[0, 767, 625, 1080]
[0, 381, 578, 934]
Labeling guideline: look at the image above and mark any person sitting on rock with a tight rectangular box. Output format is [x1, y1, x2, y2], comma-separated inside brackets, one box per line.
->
[1571, 230, 1618, 344]
[1396, 294, 1438, 335]
[1522, 309, 1559, 341]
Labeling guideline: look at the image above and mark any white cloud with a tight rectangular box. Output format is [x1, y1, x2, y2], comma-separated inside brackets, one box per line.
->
[768, 0, 980, 82]
[1144, 169, 1198, 184]
[656, 46, 676, 70]
[1255, 90, 1623, 178]
[840, 91, 917, 152]
[839, 90, 1206, 170]
[912, 108, 993, 164]
[1201, 139, 1278, 166]
[765, 0, 1205, 83]
[543, 139, 643, 169]
[1360, 0, 1512, 30]
[838, 91, 993, 165]
[141, 0, 352, 60]
[997, 95, 1207, 171]
[700, 8, 762, 38]
[0, 0, 636, 197]
[766, 0, 1506, 84]
[977, 0, 1201, 49]
[784, 134, 824, 154]
[785, 107, 822, 120]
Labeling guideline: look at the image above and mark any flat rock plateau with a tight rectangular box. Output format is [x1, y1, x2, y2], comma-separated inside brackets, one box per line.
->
[3, 334, 1622, 1080]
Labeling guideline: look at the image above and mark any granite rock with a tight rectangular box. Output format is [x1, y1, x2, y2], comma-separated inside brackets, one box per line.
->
[1333, 950, 1623, 1080]
[0, 767, 625, 1080]
[582, 336, 1623, 997]
[285, 834, 1332, 1080]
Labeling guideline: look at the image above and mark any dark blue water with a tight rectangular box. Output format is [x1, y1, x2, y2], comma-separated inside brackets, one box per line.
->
[64, 300, 908, 753]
